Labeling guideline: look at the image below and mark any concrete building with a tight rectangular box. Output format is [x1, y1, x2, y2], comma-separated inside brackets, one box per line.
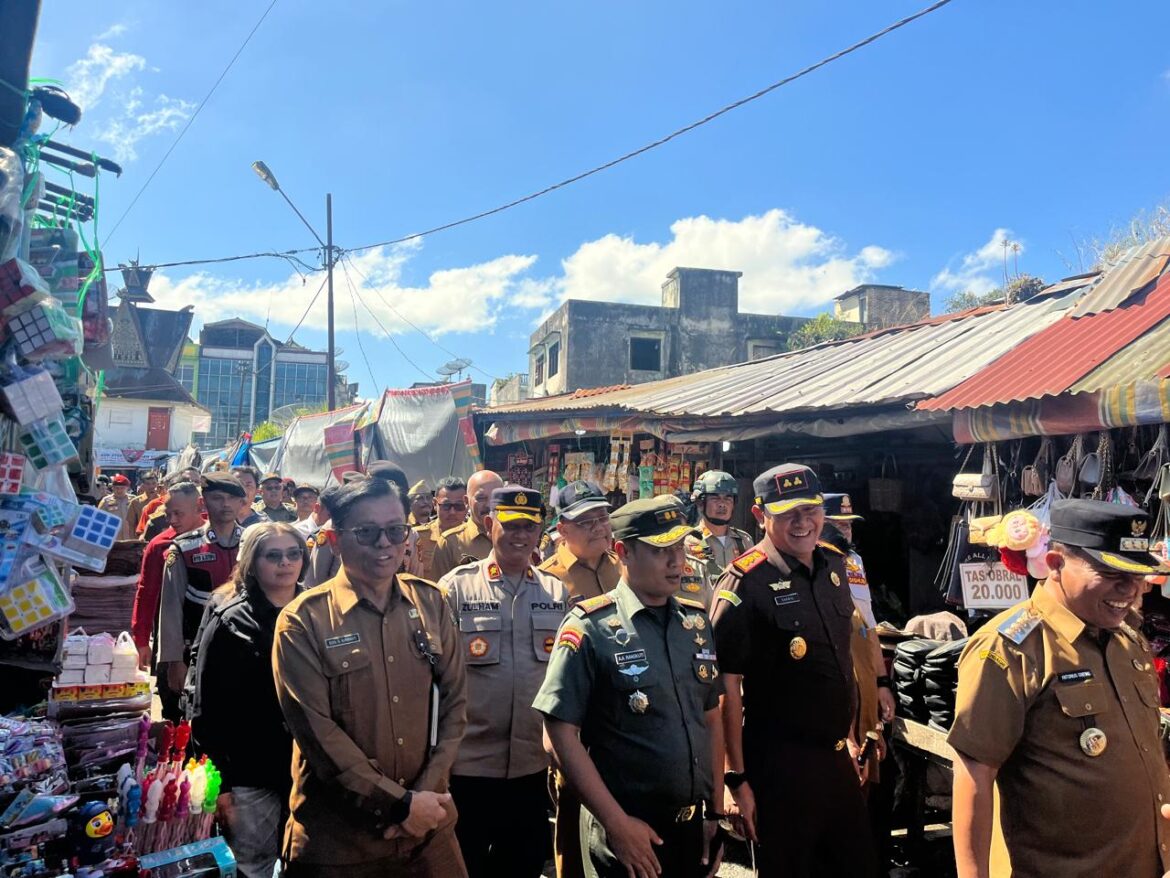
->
[489, 373, 530, 406]
[528, 267, 817, 397]
[182, 319, 349, 449]
[834, 284, 930, 331]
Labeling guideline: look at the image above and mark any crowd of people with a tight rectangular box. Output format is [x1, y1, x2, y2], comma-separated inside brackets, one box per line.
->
[116, 458, 1170, 878]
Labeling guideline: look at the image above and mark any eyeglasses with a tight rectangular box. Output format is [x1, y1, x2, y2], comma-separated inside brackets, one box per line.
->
[438, 502, 468, 513]
[341, 524, 412, 546]
[261, 548, 305, 563]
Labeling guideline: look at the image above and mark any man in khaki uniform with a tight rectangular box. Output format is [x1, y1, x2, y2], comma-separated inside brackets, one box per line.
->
[540, 480, 621, 604]
[431, 470, 502, 580]
[256, 472, 297, 523]
[408, 480, 434, 526]
[950, 499, 1170, 878]
[439, 487, 568, 877]
[415, 477, 468, 582]
[273, 476, 468, 878]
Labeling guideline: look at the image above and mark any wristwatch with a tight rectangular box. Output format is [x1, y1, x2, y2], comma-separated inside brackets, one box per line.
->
[876, 675, 892, 689]
[723, 770, 747, 790]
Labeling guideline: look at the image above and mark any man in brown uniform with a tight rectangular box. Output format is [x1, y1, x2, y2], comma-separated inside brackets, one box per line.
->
[415, 477, 468, 582]
[273, 476, 469, 877]
[540, 480, 621, 604]
[431, 470, 502, 580]
[950, 498, 1170, 878]
[439, 487, 568, 877]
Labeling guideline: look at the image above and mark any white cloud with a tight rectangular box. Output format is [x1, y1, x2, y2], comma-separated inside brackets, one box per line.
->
[95, 23, 129, 41]
[147, 245, 541, 339]
[557, 209, 893, 314]
[62, 42, 193, 163]
[146, 209, 895, 339]
[66, 43, 145, 110]
[930, 228, 1020, 295]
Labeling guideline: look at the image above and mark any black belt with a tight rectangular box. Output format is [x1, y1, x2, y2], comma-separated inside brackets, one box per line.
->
[634, 802, 706, 825]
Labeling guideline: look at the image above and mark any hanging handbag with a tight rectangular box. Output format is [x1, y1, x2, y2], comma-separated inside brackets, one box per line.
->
[869, 453, 903, 513]
[1055, 435, 1084, 496]
[1021, 437, 1052, 497]
[1134, 425, 1168, 481]
[953, 445, 1000, 503]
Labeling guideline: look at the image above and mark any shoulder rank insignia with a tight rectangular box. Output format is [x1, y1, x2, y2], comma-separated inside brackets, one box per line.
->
[575, 594, 615, 615]
[817, 540, 846, 557]
[486, 562, 502, 580]
[716, 589, 742, 607]
[732, 549, 767, 574]
[997, 606, 1041, 645]
[676, 596, 707, 612]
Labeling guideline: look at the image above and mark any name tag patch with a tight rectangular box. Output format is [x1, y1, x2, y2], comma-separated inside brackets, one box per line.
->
[531, 601, 565, 612]
[615, 649, 650, 677]
[192, 552, 217, 563]
[325, 633, 361, 649]
[774, 593, 801, 607]
[695, 650, 717, 662]
[461, 601, 501, 612]
[1058, 669, 1094, 683]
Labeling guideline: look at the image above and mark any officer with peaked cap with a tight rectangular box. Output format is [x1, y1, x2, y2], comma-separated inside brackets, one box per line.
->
[535, 495, 726, 878]
[408, 480, 434, 526]
[711, 464, 876, 877]
[439, 487, 568, 877]
[950, 498, 1170, 878]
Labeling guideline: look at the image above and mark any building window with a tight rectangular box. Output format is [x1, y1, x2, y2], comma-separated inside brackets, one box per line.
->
[534, 355, 545, 385]
[547, 342, 560, 378]
[629, 337, 661, 372]
[176, 362, 195, 392]
[747, 341, 780, 361]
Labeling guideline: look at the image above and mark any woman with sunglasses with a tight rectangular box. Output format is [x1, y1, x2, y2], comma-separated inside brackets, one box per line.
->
[187, 522, 307, 878]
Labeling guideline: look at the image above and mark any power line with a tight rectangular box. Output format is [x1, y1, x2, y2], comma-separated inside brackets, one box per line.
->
[104, 0, 282, 244]
[337, 258, 433, 381]
[99, 248, 321, 274]
[343, 0, 956, 256]
[340, 264, 380, 395]
[283, 273, 329, 344]
[341, 253, 500, 381]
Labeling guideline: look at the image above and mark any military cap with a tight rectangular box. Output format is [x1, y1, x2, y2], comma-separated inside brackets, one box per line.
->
[556, 480, 611, 521]
[610, 495, 695, 547]
[490, 486, 544, 524]
[201, 472, 247, 498]
[408, 480, 432, 498]
[824, 493, 863, 521]
[1050, 499, 1170, 575]
[691, 470, 738, 500]
[292, 483, 320, 499]
[112, 473, 131, 486]
[366, 461, 410, 497]
[752, 463, 823, 515]
[259, 472, 283, 485]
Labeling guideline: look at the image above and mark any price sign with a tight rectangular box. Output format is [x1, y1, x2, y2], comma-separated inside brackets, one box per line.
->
[960, 561, 1028, 609]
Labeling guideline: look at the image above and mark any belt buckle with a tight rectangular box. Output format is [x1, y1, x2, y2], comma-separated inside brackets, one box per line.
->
[834, 739, 847, 752]
[675, 804, 696, 822]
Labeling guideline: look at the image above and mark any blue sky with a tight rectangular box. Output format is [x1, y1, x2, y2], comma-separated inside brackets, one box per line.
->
[29, 0, 1170, 397]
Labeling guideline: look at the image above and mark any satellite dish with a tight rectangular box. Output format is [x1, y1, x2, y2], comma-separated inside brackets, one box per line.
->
[436, 364, 459, 378]
[439, 358, 473, 381]
[268, 404, 306, 428]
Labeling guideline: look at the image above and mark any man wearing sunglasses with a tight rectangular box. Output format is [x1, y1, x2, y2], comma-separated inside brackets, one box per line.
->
[540, 480, 620, 605]
[431, 470, 504, 581]
[439, 487, 568, 877]
[274, 476, 469, 877]
[415, 477, 468, 581]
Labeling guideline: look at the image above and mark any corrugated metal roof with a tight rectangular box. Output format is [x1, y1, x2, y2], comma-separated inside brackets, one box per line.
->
[484, 292, 1076, 421]
[1070, 235, 1170, 317]
[1070, 315, 1170, 392]
[921, 272, 1170, 411]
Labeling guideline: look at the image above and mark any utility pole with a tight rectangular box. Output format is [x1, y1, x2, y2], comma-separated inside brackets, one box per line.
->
[326, 194, 335, 411]
[234, 362, 250, 438]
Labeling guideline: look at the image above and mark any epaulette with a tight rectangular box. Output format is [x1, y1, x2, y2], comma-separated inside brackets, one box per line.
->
[305, 532, 320, 550]
[732, 548, 767, 574]
[440, 522, 468, 539]
[997, 606, 1041, 645]
[676, 596, 708, 613]
[398, 573, 439, 589]
[574, 594, 615, 615]
[412, 522, 431, 534]
[817, 540, 846, 557]
[173, 529, 205, 550]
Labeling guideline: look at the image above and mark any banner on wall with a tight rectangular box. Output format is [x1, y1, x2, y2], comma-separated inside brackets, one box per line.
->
[94, 447, 173, 469]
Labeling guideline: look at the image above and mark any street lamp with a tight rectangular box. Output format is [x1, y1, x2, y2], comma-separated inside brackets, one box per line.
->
[251, 160, 337, 410]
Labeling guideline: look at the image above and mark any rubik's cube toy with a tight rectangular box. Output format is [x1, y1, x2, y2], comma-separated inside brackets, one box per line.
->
[0, 453, 24, 494]
[0, 368, 64, 425]
[18, 414, 79, 469]
[0, 558, 72, 640]
[0, 259, 49, 317]
[62, 506, 121, 567]
[8, 300, 83, 361]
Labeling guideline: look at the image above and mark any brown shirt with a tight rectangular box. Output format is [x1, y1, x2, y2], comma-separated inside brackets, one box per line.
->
[948, 585, 1170, 878]
[273, 569, 468, 865]
[538, 542, 621, 603]
[414, 519, 443, 582]
[440, 554, 569, 778]
[431, 519, 492, 581]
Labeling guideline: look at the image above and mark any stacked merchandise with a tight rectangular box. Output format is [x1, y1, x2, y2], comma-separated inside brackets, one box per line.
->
[50, 630, 150, 716]
[891, 639, 942, 723]
[0, 714, 73, 865]
[920, 638, 968, 731]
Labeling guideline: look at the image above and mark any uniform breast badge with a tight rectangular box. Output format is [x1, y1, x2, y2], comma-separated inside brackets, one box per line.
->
[1079, 727, 1107, 757]
[830, 572, 841, 587]
[468, 636, 489, 658]
[789, 636, 808, 660]
[629, 690, 649, 714]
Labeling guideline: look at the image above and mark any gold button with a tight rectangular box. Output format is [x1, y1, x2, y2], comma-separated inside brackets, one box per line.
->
[392, 695, 399, 703]
[397, 737, 404, 745]
[1134, 659, 1145, 670]
[398, 777, 406, 784]
[342, 661, 349, 669]
[1143, 745, 1150, 752]
[388, 655, 395, 663]
[1084, 703, 1092, 710]
[1159, 794, 1165, 802]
